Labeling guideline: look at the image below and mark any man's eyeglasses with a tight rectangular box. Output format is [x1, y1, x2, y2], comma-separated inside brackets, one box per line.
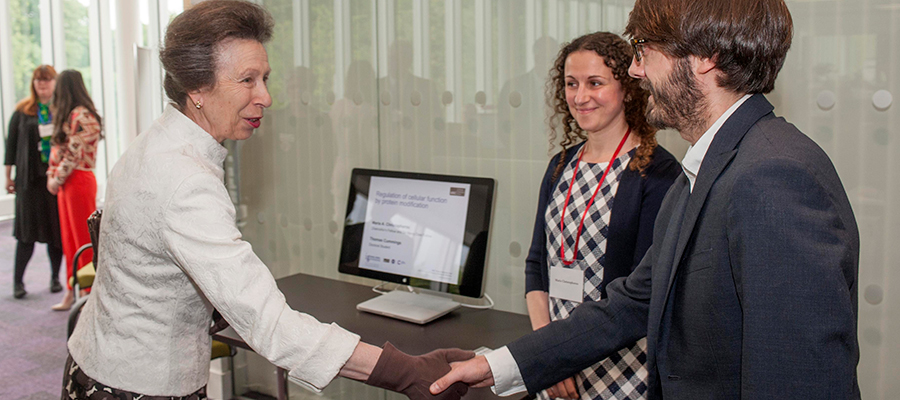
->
[630, 38, 649, 63]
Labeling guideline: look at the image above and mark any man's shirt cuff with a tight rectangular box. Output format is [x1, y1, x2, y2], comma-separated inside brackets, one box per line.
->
[483, 346, 527, 397]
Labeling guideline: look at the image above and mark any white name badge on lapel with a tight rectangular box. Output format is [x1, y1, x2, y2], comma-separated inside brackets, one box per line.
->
[549, 266, 583, 303]
[38, 124, 54, 138]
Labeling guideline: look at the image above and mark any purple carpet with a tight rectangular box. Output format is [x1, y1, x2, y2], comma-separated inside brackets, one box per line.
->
[0, 219, 69, 399]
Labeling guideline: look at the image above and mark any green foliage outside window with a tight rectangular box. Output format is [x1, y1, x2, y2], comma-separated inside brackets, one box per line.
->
[7, 0, 92, 101]
[9, 0, 42, 102]
[63, 0, 91, 92]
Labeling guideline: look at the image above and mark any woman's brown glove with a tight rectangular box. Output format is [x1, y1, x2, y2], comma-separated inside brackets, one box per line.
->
[366, 342, 475, 399]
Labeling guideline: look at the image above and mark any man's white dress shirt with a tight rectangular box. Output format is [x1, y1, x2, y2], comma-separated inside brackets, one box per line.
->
[680, 94, 751, 192]
[484, 94, 752, 396]
[68, 106, 360, 396]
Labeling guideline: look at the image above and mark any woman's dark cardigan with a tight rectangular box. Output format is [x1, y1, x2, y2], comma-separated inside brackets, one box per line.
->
[525, 142, 682, 298]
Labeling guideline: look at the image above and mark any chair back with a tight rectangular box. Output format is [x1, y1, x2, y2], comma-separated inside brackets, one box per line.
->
[68, 210, 102, 339]
[87, 209, 102, 268]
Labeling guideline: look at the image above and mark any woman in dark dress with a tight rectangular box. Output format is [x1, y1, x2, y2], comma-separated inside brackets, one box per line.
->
[4, 65, 64, 299]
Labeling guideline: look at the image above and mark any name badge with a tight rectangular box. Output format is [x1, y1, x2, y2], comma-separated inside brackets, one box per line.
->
[38, 124, 54, 138]
[549, 266, 583, 303]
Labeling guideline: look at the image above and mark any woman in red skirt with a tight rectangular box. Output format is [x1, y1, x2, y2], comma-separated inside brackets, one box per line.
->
[46, 69, 101, 311]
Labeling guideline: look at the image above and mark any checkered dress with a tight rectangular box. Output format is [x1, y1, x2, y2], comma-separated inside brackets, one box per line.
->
[539, 147, 649, 400]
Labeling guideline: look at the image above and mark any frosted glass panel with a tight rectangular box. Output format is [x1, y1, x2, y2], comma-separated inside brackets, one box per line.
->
[239, 0, 379, 284]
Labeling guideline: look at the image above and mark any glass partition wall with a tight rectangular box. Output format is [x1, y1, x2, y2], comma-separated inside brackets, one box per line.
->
[234, 0, 898, 398]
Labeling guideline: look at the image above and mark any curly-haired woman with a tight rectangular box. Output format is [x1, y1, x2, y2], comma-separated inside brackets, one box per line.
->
[524, 32, 682, 399]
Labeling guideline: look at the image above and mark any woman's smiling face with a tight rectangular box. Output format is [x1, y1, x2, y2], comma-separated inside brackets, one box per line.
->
[564, 50, 627, 136]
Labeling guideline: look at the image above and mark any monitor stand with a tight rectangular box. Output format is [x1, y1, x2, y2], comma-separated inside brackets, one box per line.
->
[357, 289, 461, 324]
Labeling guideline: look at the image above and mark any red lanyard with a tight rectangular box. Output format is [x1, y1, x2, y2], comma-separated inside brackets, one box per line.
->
[559, 128, 631, 265]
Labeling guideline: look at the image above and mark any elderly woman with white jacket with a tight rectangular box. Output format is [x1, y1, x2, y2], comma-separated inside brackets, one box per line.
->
[63, 2, 471, 398]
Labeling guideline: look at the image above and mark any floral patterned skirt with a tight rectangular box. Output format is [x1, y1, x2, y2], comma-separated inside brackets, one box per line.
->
[61, 355, 206, 400]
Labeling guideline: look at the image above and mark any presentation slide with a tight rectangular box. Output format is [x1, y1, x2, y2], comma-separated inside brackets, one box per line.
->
[359, 176, 471, 284]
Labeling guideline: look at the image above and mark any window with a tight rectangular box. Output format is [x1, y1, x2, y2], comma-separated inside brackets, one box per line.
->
[63, 0, 91, 89]
[9, 0, 43, 102]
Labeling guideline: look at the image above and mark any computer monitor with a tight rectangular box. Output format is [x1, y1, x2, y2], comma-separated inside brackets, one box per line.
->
[339, 168, 495, 300]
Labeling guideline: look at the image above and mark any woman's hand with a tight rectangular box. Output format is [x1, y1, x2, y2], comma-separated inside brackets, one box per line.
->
[365, 342, 474, 400]
[525, 291, 552, 331]
[6, 178, 15, 194]
[47, 179, 59, 195]
[545, 377, 579, 399]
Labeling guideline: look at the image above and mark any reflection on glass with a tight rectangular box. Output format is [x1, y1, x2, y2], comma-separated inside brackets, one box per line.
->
[497, 36, 560, 160]
[331, 60, 378, 221]
[380, 40, 442, 168]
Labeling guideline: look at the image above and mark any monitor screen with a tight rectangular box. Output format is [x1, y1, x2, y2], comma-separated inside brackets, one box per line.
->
[339, 168, 494, 298]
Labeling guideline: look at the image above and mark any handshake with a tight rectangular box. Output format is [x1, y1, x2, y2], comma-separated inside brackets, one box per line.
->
[365, 342, 495, 400]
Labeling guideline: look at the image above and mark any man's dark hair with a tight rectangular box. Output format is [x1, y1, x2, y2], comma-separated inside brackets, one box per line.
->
[624, 0, 793, 94]
[159, 0, 274, 109]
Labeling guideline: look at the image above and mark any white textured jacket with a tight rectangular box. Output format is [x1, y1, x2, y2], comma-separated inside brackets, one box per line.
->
[68, 105, 360, 396]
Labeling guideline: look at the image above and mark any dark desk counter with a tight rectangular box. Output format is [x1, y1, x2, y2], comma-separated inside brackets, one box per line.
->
[215, 273, 533, 399]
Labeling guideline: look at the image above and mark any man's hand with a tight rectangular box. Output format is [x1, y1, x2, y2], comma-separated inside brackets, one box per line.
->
[545, 377, 578, 399]
[366, 342, 475, 400]
[429, 355, 494, 395]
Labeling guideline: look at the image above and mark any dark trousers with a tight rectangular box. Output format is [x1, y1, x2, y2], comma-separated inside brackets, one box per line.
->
[14, 241, 63, 285]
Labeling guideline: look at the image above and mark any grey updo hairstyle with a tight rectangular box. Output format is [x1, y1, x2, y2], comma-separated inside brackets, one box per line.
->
[159, 0, 274, 109]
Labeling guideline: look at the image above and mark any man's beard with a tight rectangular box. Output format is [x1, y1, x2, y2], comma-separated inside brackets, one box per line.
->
[642, 57, 707, 135]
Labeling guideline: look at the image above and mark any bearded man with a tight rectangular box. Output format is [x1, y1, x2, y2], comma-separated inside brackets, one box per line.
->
[430, 0, 860, 398]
